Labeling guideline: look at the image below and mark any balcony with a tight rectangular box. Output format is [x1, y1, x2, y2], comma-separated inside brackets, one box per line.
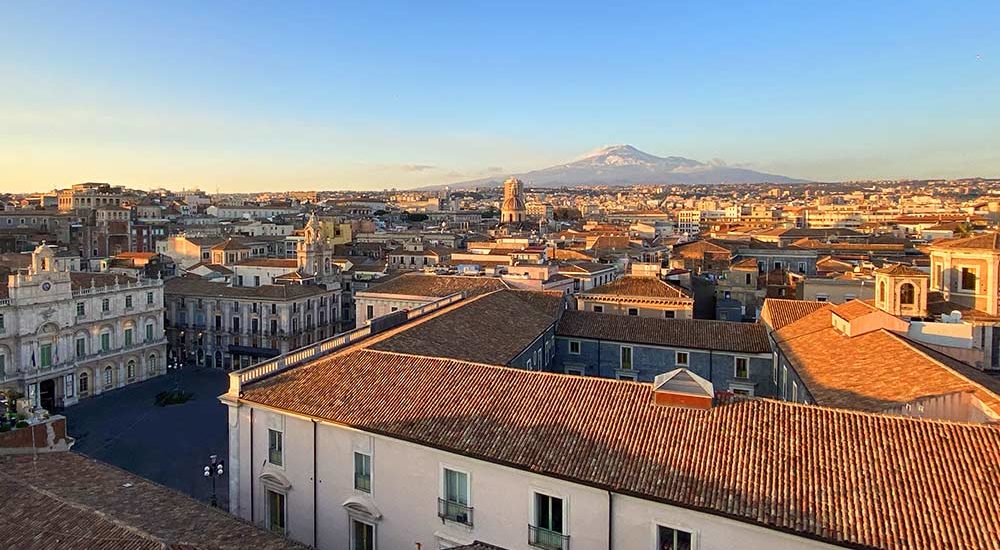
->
[529, 526, 569, 550]
[437, 498, 473, 527]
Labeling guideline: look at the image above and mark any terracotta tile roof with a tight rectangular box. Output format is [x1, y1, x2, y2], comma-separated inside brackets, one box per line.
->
[730, 257, 758, 269]
[557, 310, 770, 353]
[829, 299, 878, 321]
[931, 232, 1000, 251]
[164, 276, 328, 300]
[875, 263, 927, 276]
[774, 308, 1000, 416]
[0, 452, 305, 550]
[759, 298, 828, 331]
[239, 349, 1000, 550]
[210, 237, 251, 251]
[187, 262, 235, 275]
[69, 272, 138, 290]
[582, 275, 690, 299]
[557, 261, 615, 274]
[370, 290, 564, 365]
[357, 272, 509, 298]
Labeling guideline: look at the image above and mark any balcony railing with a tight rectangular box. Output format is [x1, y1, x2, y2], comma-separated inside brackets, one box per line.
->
[438, 498, 473, 526]
[529, 525, 569, 550]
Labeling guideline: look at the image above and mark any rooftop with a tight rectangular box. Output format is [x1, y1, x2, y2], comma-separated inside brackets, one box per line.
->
[357, 272, 509, 298]
[759, 298, 828, 331]
[931, 232, 1000, 251]
[581, 275, 690, 299]
[237, 348, 1000, 550]
[773, 307, 1000, 417]
[164, 275, 329, 300]
[557, 310, 771, 354]
[0, 452, 304, 550]
[370, 290, 564, 365]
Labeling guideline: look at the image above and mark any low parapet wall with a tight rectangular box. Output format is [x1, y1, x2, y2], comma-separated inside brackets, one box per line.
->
[0, 415, 74, 455]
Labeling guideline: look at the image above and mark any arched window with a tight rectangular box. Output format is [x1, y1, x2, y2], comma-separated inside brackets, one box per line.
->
[104, 366, 113, 387]
[79, 372, 89, 393]
[148, 353, 158, 374]
[878, 281, 886, 303]
[127, 360, 136, 380]
[900, 282, 915, 305]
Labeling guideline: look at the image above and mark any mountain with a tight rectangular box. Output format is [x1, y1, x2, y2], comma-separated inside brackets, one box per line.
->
[440, 145, 806, 189]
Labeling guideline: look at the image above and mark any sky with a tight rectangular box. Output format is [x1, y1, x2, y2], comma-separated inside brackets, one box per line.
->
[1, 1, 998, 193]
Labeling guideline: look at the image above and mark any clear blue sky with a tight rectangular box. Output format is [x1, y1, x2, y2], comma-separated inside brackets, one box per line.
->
[2, 1, 998, 192]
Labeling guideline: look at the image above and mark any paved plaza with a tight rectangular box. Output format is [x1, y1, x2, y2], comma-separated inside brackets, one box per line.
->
[65, 366, 231, 508]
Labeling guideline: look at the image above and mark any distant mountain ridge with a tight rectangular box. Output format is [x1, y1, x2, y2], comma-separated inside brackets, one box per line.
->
[437, 145, 806, 189]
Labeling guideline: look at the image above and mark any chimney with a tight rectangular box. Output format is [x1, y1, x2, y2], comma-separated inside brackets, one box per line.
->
[651, 369, 714, 409]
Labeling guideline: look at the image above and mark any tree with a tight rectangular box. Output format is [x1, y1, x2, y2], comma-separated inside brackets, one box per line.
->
[405, 212, 429, 222]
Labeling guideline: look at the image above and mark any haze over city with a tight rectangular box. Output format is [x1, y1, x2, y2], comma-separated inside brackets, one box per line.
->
[2, 0, 999, 192]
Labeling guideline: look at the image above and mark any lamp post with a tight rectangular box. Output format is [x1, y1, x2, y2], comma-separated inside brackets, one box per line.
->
[203, 454, 225, 507]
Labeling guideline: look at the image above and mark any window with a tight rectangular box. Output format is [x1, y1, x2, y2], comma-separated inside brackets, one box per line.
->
[620, 346, 633, 370]
[125, 295, 133, 309]
[900, 283, 915, 305]
[366, 305, 374, 320]
[354, 452, 371, 493]
[675, 351, 689, 366]
[531, 493, 565, 549]
[792, 381, 799, 402]
[961, 267, 977, 291]
[592, 304, 604, 313]
[101, 332, 111, 352]
[663, 310, 675, 319]
[772, 353, 778, 384]
[734, 357, 749, 379]
[104, 366, 113, 387]
[147, 291, 154, 305]
[782, 366, 788, 398]
[127, 360, 136, 380]
[351, 519, 374, 550]
[878, 281, 886, 303]
[267, 429, 283, 466]
[658, 525, 693, 550]
[76, 337, 86, 358]
[934, 264, 943, 288]
[0, 313, 4, 332]
[77, 302, 85, 316]
[254, 276, 260, 286]
[564, 365, 585, 376]
[440, 468, 472, 525]
[627, 307, 639, 316]
[102, 298, 110, 312]
[773, 261, 782, 271]
[124, 328, 133, 347]
[146, 323, 154, 342]
[816, 294, 828, 302]
[39, 343, 53, 368]
[568, 340, 580, 355]
[744, 272, 752, 285]
[78, 372, 89, 394]
[266, 489, 286, 535]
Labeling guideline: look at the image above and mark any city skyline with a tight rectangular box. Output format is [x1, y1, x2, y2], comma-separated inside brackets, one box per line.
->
[2, 1, 999, 193]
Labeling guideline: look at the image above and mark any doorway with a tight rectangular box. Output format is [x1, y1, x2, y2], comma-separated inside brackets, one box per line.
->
[39, 378, 56, 411]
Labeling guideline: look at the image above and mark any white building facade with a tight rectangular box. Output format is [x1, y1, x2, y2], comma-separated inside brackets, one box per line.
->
[0, 245, 167, 409]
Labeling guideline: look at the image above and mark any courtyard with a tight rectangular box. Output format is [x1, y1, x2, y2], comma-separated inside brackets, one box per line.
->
[65, 366, 231, 508]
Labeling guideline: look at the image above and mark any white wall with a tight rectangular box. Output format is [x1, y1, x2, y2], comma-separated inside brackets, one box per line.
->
[231, 402, 844, 550]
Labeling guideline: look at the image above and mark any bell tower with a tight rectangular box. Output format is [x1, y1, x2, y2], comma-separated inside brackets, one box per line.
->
[875, 264, 929, 318]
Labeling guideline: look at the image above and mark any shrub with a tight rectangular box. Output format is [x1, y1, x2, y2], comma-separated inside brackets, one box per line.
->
[14, 421, 28, 429]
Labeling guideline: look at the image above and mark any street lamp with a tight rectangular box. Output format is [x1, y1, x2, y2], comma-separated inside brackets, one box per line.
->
[203, 454, 225, 507]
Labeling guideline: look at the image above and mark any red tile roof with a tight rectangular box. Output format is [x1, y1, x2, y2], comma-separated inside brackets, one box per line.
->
[358, 272, 509, 298]
[582, 275, 690, 299]
[0, 452, 305, 550]
[239, 349, 1000, 550]
[557, 310, 770, 353]
[370, 290, 564, 365]
[774, 308, 1000, 417]
[931, 232, 1000, 251]
[759, 298, 828, 331]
